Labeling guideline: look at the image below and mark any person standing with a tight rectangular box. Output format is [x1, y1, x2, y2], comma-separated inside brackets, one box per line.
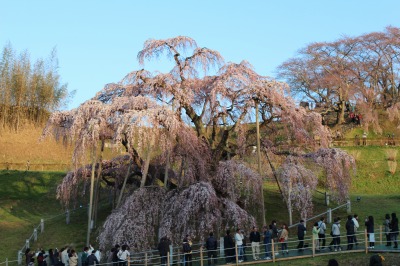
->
[81, 247, 89, 266]
[346, 215, 355, 250]
[182, 235, 192, 266]
[86, 250, 100, 266]
[391, 213, 399, 248]
[318, 217, 327, 249]
[362, 132, 367, 146]
[352, 214, 360, 245]
[279, 224, 289, 255]
[117, 245, 130, 266]
[384, 214, 391, 247]
[223, 230, 234, 263]
[331, 218, 341, 251]
[365, 216, 375, 248]
[68, 250, 78, 266]
[262, 225, 272, 260]
[297, 220, 306, 252]
[312, 222, 320, 252]
[249, 226, 261, 260]
[25, 248, 34, 266]
[235, 229, 244, 262]
[205, 232, 218, 266]
[158, 237, 170, 266]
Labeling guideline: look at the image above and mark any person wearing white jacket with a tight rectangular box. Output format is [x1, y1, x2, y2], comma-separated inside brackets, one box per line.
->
[235, 229, 244, 262]
[352, 214, 360, 245]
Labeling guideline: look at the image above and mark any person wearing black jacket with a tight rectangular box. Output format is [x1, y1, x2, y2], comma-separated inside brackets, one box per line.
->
[86, 251, 99, 266]
[297, 220, 306, 252]
[345, 215, 355, 250]
[112, 245, 120, 266]
[391, 213, 399, 248]
[365, 216, 375, 248]
[205, 232, 218, 266]
[223, 230, 234, 263]
[158, 237, 170, 266]
[249, 226, 261, 260]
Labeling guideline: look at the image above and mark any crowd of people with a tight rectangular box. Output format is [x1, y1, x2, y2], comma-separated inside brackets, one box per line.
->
[24, 213, 399, 266]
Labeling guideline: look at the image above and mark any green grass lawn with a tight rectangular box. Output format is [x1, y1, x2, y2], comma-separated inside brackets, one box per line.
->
[0, 170, 110, 261]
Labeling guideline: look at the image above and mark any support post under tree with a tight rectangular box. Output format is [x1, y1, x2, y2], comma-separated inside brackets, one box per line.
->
[255, 100, 266, 226]
[86, 147, 96, 247]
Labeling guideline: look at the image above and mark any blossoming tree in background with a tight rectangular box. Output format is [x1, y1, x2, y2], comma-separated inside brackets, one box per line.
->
[43, 36, 354, 251]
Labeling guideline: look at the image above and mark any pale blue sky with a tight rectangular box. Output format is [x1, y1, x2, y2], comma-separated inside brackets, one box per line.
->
[1, 0, 400, 109]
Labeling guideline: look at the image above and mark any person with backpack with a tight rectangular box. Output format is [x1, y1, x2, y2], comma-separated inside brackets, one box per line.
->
[318, 217, 327, 249]
[205, 232, 218, 266]
[81, 247, 89, 266]
[37, 250, 47, 266]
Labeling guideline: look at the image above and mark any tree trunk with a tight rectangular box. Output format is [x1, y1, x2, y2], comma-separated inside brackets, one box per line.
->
[116, 164, 131, 208]
[337, 100, 346, 124]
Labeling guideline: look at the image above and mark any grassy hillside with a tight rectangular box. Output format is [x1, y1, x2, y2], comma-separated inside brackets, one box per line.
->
[0, 170, 111, 260]
[0, 124, 123, 171]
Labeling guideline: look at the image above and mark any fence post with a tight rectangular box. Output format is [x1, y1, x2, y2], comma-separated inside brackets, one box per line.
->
[380, 225, 383, 245]
[34, 229, 38, 241]
[6, 258, 8, 266]
[235, 243, 239, 266]
[66, 210, 70, 225]
[365, 229, 368, 254]
[127, 255, 130, 266]
[41, 219, 44, 233]
[346, 200, 351, 214]
[26, 239, 29, 249]
[325, 193, 330, 206]
[219, 237, 224, 258]
[271, 239, 275, 263]
[312, 235, 315, 257]
[167, 252, 170, 266]
[200, 246, 204, 266]
[18, 250, 23, 265]
[327, 208, 332, 224]
[169, 245, 173, 266]
[145, 253, 147, 266]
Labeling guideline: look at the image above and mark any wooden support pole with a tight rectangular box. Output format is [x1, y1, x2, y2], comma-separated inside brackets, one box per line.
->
[127, 255, 130, 266]
[235, 243, 238, 266]
[271, 239, 275, 263]
[167, 252, 170, 266]
[380, 225, 383, 245]
[200, 246, 204, 266]
[365, 229, 368, 254]
[312, 234, 315, 258]
[145, 253, 148, 266]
